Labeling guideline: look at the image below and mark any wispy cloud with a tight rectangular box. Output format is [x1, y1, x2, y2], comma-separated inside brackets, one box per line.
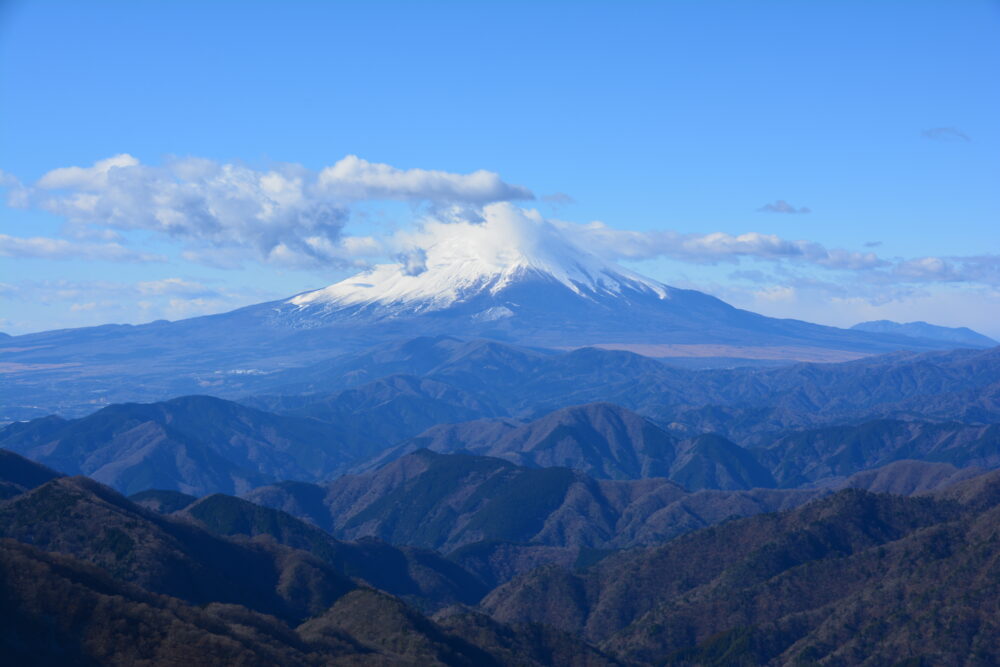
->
[542, 192, 575, 205]
[921, 127, 971, 142]
[0, 234, 164, 263]
[0, 277, 279, 333]
[892, 255, 1000, 285]
[757, 200, 811, 214]
[565, 222, 886, 271]
[317, 155, 533, 203]
[715, 267, 1000, 339]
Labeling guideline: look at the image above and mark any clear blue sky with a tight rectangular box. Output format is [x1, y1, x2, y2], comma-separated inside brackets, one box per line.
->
[2, 0, 999, 336]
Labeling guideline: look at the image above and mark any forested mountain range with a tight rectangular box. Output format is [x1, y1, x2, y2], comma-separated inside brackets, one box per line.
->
[2, 331, 998, 665]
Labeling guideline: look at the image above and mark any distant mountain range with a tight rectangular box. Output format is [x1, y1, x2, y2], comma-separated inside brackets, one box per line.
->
[852, 319, 997, 347]
[2, 227, 991, 418]
[3, 344, 999, 498]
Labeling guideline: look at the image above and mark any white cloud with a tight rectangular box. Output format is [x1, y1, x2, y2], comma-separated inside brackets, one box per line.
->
[751, 285, 1000, 340]
[36, 153, 140, 190]
[895, 256, 956, 281]
[135, 277, 217, 297]
[0, 278, 280, 334]
[891, 255, 1000, 286]
[562, 222, 886, 271]
[69, 302, 98, 312]
[0, 234, 164, 262]
[317, 155, 533, 203]
[754, 285, 797, 302]
[33, 157, 349, 268]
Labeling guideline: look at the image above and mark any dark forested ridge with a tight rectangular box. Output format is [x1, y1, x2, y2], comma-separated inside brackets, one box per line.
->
[0, 452, 613, 665]
[3, 447, 1000, 664]
[482, 473, 1000, 665]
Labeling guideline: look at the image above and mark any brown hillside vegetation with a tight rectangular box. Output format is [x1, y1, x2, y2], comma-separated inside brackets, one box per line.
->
[482, 472, 1000, 665]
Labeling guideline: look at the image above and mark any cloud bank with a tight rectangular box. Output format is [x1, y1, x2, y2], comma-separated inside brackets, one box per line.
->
[564, 223, 887, 272]
[4, 154, 533, 268]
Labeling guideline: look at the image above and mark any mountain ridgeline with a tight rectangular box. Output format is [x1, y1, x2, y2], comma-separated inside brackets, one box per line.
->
[3, 342, 999, 498]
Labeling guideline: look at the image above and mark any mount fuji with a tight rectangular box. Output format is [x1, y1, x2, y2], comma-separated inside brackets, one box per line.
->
[0, 209, 984, 417]
[267, 210, 964, 358]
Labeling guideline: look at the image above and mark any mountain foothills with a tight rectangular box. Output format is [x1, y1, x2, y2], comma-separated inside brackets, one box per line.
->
[1, 221, 995, 419]
[1, 232, 999, 665]
[3, 342, 998, 496]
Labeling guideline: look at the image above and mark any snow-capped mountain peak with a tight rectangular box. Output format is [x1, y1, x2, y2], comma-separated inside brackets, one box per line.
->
[290, 204, 669, 312]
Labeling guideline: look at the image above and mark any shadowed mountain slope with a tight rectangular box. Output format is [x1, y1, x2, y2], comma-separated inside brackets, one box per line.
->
[0, 537, 614, 666]
[245, 450, 817, 557]
[0, 539, 372, 666]
[366, 403, 1000, 493]
[759, 419, 1000, 488]
[0, 475, 359, 623]
[0, 395, 372, 495]
[178, 493, 488, 612]
[481, 475, 1000, 665]
[0, 448, 62, 500]
[382, 404, 775, 489]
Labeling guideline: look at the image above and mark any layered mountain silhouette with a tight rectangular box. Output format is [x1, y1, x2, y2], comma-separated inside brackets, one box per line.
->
[5, 348, 1000, 499]
[243, 448, 985, 577]
[244, 449, 810, 554]
[378, 403, 775, 488]
[249, 340, 1000, 447]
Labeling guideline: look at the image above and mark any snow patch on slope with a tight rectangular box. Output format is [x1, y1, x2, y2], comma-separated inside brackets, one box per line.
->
[291, 203, 670, 312]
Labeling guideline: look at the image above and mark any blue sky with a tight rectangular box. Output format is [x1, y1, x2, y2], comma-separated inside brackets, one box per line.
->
[2, 0, 998, 336]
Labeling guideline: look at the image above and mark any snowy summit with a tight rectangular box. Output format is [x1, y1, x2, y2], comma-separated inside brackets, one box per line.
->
[289, 203, 670, 314]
